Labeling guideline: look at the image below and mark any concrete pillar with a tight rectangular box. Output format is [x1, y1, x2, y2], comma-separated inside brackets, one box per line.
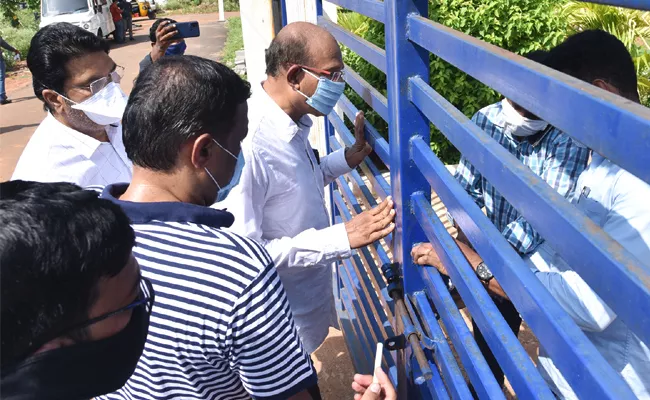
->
[218, 0, 225, 21]
[239, 0, 275, 85]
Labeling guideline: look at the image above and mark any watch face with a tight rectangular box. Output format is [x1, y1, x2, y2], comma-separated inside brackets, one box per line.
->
[476, 263, 493, 281]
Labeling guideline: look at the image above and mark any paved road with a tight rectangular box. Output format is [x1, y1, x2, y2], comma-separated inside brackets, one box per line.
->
[0, 12, 356, 399]
[0, 12, 228, 181]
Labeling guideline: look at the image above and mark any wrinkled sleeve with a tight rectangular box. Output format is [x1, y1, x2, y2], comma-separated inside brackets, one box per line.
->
[219, 145, 351, 270]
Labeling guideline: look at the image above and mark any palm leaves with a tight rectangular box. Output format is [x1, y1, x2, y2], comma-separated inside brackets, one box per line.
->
[562, 1, 650, 105]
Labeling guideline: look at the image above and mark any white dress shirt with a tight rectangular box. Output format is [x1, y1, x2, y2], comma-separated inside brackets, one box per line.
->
[527, 153, 650, 399]
[215, 83, 353, 353]
[12, 113, 132, 186]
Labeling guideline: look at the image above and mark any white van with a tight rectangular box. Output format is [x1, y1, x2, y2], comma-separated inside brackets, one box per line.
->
[40, 0, 116, 39]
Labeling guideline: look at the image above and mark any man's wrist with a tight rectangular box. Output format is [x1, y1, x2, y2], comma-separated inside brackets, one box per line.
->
[475, 262, 494, 283]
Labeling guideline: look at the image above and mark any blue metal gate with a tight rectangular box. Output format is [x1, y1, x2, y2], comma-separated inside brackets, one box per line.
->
[282, 0, 650, 398]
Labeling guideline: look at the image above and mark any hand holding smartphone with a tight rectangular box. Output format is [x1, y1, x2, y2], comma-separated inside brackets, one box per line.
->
[173, 21, 200, 40]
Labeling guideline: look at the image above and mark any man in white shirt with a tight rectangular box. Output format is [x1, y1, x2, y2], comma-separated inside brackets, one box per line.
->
[12, 23, 132, 186]
[217, 22, 396, 354]
[412, 30, 649, 399]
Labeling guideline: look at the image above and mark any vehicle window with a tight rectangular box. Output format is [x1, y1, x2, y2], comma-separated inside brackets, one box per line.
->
[42, 0, 89, 17]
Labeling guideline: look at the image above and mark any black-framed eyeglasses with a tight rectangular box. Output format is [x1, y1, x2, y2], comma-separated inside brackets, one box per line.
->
[27, 277, 155, 355]
[72, 65, 125, 95]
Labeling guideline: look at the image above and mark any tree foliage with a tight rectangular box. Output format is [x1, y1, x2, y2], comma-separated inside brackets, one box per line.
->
[1, 0, 40, 22]
[339, 0, 567, 164]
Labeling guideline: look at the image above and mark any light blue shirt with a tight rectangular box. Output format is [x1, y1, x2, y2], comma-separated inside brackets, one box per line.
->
[528, 153, 650, 399]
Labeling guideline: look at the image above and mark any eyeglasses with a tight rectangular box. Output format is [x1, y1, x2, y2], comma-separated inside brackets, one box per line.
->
[300, 65, 345, 82]
[73, 65, 125, 95]
[26, 276, 155, 356]
[72, 277, 155, 331]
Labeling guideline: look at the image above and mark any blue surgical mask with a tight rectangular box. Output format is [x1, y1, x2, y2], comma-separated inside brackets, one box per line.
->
[297, 69, 345, 115]
[204, 139, 245, 202]
[165, 41, 187, 56]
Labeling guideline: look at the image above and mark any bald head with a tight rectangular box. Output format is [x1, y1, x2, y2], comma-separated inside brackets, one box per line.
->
[265, 22, 341, 77]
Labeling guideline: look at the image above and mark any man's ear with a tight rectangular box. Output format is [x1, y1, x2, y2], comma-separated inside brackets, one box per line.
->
[190, 133, 215, 169]
[42, 89, 67, 115]
[286, 64, 304, 90]
[593, 79, 621, 96]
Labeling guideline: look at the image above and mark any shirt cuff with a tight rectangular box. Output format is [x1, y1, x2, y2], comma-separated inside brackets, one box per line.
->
[325, 223, 352, 260]
[328, 148, 354, 178]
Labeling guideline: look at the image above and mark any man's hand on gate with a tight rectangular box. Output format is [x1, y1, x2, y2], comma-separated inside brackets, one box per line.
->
[345, 111, 373, 168]
[151, 21, 179, 62]
[345, 197, 395, 249]
[412, 243, 447, 275]
[351, 368, 397, 400]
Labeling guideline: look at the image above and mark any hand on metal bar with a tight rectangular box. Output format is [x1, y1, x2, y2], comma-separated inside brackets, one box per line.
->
[345, 111, 373, 168]
[351, 368, 397, 400]
[345, 196, 395, 249]
[411, 243, 447, 275]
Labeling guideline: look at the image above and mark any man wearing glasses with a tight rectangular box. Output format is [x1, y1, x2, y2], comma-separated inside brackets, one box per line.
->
[12, 23, 132, 187]
[0, 181, 154, 400]
[216, 22, 396, 356]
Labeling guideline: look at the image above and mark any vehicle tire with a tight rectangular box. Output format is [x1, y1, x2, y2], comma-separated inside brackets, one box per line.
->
[148, 11, 156, 19]
[97, 28, 103, 38]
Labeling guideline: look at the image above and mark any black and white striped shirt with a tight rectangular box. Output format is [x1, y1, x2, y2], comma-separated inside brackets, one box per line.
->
[99, 184, 317, 400]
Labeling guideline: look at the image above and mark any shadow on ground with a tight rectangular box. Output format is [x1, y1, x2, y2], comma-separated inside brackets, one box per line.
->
[312, 328, 356, 400]
[0, 122, 40, 135]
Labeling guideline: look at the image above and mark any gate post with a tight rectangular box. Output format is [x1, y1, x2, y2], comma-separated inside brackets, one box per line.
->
[384, 1, 431, 299]
[384, 0, 431, 394]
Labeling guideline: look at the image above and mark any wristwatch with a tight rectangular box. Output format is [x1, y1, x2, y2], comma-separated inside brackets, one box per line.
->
[475, 262, 494, 283]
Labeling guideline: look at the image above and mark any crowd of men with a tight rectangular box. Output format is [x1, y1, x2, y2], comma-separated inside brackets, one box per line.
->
[0, 12, 647, 400]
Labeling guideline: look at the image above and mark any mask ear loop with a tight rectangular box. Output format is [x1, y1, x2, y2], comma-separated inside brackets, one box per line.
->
[294, 68, 323, 100]
[205, 167, 221, 190]
[206, 138, 238, 190]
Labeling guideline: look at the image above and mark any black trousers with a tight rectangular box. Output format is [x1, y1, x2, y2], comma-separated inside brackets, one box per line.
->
[472, 298, 522, 386]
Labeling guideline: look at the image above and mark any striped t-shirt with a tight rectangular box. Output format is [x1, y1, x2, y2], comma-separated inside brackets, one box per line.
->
[98, 184, 317, 399]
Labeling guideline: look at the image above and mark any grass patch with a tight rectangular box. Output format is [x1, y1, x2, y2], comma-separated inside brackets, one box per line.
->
[221, 16, 244, 76]
[163, 0, 238, 14]
[0, 8, 39, 70]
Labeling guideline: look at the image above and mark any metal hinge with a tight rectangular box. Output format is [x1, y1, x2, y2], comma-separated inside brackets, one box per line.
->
[381, 263, 435, 382]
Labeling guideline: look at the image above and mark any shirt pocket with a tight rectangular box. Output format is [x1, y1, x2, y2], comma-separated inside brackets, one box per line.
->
[577, 192, 607, 227]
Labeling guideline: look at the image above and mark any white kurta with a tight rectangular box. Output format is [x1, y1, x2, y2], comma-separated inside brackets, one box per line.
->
[215, 84, 353, 353]
[12, 113, 132, 186]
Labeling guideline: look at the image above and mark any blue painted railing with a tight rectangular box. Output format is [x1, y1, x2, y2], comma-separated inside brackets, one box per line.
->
[283, 0, 650, 398]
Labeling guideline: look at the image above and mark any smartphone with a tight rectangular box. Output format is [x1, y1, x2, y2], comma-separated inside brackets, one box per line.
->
[173, 21, 200, 40]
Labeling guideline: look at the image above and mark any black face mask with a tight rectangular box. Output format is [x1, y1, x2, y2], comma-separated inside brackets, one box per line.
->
[1, 304, 151, 400]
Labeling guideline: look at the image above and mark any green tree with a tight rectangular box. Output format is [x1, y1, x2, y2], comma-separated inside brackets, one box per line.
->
[1, 0, 40, 23]
[339, 0, 568, 164]
[562, 1, 650, 106]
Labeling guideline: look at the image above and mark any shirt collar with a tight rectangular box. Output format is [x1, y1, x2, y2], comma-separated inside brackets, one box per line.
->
[254, 81, 313, 142]
[101, 183, 235, 227]
[46, 113, 121, 159]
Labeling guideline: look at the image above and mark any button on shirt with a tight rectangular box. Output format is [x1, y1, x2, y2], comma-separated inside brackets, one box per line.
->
[527, 153, 650, 399]
[455, 100, 589, 254]
[11, 113, 132, 186]
[99, 184, 317, 400]
[215, 84, 353, 353]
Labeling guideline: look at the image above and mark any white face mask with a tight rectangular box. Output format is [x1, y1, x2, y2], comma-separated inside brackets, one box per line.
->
[63, 82, 128, 126]
[501, 99, 548, 137]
